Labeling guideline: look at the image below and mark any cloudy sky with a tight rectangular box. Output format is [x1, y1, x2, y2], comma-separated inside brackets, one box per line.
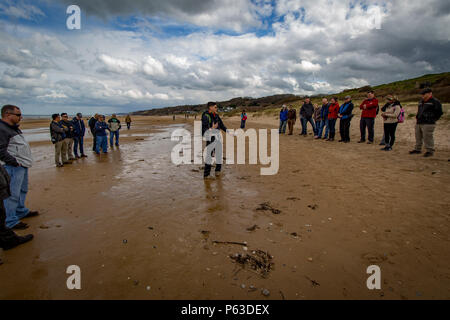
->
[0, 0, 449, 115]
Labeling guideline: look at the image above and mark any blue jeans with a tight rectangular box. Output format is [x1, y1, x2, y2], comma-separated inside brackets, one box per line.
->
[279, 120, 287, 133]
[317, 119, 329, 138]
[315, 121, 322, 136]
[3, 166, 30, 228]
[96, 135, 108, 154]
[73, 136, 84, 157]
[110, 131, 119, 146]
[323, 119, 330, 138]
[301, 117, 316, 135]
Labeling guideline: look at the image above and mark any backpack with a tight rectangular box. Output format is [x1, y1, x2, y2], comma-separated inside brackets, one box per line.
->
[397, 106, 405, 123]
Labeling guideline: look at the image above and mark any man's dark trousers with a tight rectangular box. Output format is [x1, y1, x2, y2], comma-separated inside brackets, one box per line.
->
[360, 117, 375, 142]
[204, 138, 222, 177]
[340, 118, 351, 142]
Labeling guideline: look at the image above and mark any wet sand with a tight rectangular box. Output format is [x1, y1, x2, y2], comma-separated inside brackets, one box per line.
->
[0, 114, 449, 300]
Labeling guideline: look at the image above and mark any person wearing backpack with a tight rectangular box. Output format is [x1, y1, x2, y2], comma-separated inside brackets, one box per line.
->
[380, 95, 402, 151]
[240, 110, 248, 129]
[358, 90, 379, 144]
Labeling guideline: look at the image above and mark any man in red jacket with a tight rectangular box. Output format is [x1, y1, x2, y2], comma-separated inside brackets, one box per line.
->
[358, 90, 379, 144]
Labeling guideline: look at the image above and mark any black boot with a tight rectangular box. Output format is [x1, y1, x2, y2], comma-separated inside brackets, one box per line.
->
[0, 228, 34, 251]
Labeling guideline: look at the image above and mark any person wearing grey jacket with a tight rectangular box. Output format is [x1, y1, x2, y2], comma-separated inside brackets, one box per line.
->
[0, 105, 39, 231]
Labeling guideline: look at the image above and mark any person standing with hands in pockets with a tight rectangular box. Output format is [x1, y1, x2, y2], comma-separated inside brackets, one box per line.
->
[358, 90, 379, 144]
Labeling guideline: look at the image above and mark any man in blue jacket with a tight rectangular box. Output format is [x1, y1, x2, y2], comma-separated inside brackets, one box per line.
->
[318, 98, 330, 139]
[279, 105, 288, 134]
[94, 115, 109, 154]
[72, 113, 87, 159]
[338, 96, 354, 143]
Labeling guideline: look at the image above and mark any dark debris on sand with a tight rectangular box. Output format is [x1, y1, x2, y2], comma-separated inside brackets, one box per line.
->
[256, 202, 281, 215]
[230, 250, 274, 278]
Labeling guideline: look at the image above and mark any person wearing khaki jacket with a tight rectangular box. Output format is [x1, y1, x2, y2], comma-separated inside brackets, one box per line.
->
[50, 114, 69, 167]
[380, 96, 401, 151]
[287, 106, 297, 135]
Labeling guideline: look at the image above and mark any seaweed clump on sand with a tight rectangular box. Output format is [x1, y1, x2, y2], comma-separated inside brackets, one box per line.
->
[230, 250, 274, 278]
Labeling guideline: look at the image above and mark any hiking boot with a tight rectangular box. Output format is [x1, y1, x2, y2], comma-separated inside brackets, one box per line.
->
[367, 141, 373, 145]
[56, 163, 64, 168]
[424, 152, 434, 158]
[384, 147, 392, 151]
[12, 222, 29, 230]
[63, 161, 72, 165]
[75, 156, 81, 159]
[379, 142, 386, 146]
[409, 150, 421, 155]
[81, 154, 88, 158]
[358, 140, 365, 143]
[0, 229, 34, 251]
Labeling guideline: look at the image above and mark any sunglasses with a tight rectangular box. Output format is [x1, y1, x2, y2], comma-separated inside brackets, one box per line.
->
[8, 113, 22, 117]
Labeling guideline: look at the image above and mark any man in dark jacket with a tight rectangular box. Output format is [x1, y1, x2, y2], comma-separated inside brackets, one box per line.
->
[50, 114, 68, 167]
[88, 114, 99, 152]
[202, 102, 228, 179]
[0, 164, 33, 256]
[409, 88, 443, 157]
[300, 98, 316, 136]
[60, 113, 75, 161]
[0, 105, 38, 230]
[94, 115, 109, 154]
[338, 96, 354, 143]
[72, 113, 87, 159]
[318, 98, 330, 139]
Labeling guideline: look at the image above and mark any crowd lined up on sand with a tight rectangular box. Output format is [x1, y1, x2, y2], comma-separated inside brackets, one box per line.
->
[0, 87, 445, 265]
[278, 88, 443, 156]
[50, 113, 133, 167]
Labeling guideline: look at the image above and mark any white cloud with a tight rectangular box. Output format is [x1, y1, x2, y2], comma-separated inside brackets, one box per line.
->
[0, 0, 448, 114]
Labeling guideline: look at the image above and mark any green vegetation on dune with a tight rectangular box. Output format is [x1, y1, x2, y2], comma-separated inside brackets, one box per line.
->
[132, 72, 450, 116]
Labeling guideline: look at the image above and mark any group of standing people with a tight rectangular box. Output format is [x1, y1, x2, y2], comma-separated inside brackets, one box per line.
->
[279, 88, 443, 155]
[50, 113, 132, 166]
